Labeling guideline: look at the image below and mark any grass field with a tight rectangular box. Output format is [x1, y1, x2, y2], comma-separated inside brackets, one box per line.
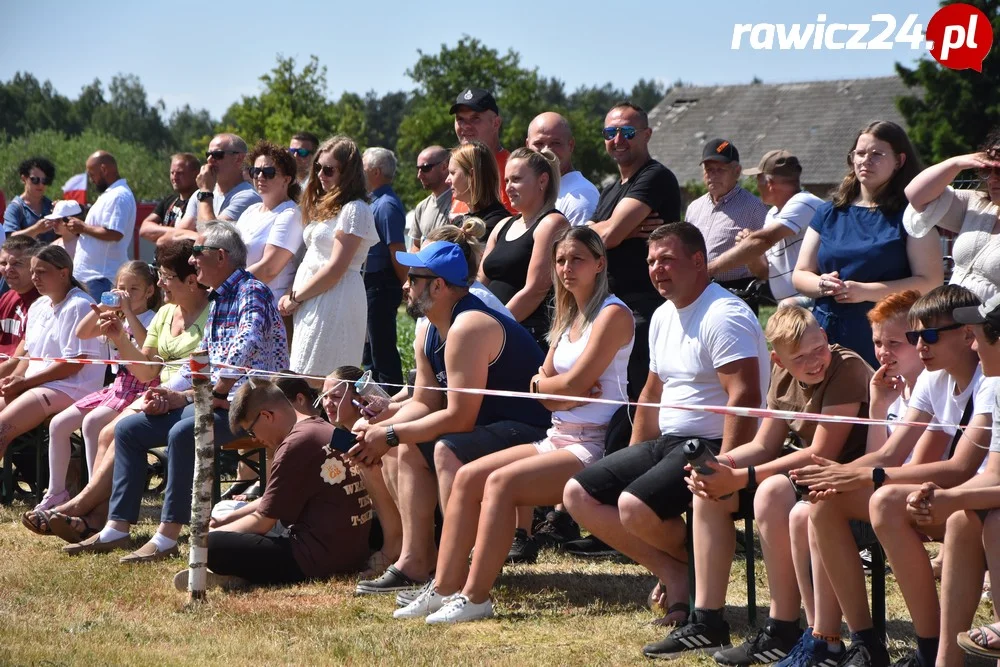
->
[1, 497, 995, 666]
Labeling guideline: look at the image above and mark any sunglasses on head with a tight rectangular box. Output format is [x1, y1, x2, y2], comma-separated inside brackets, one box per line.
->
[417, 161, 443, 173]
[318, 164, 338, 177]
[191, 245, 224, 257]
[904, 322, 964, 345]
[288, 147, 312, 158]
[249, 166, 278, 180]
[27, 176, 52, 185]
[602, 126, 639, 141]
[205, 149, 240, 160]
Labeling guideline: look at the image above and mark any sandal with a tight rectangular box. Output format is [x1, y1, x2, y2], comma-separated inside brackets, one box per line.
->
[47, 512, 98, 545]
[958, 624, 1000, 659]
[652, 602, 691, 628]
[21, 509, 54, 536]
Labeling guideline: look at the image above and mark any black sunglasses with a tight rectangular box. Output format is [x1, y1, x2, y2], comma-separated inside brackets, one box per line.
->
[318, 164, 338, 177]
[27, 176, 53, 186]
[905, 322, 964, 345]
[205, 150, 240, 160]
[979, 167, 1000, 181]
[249, 166, 278, 180]
[288, 147, 313, 158]
[191, 244, 224, 257]
[602, 126, 639, 141]
[417, 161, 443, 173]
[407, 272, 438, 283]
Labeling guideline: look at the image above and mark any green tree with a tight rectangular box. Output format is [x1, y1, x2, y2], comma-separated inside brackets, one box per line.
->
[169, 104, 217, 153]
[0, 73, 77, 137]
[89, 74, 172, 152]
[895, 0, 1000, 163]
[629, 78, 667, 112]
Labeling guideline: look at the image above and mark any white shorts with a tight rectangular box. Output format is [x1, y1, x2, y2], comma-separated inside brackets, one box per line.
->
[533, 418, 607, 468]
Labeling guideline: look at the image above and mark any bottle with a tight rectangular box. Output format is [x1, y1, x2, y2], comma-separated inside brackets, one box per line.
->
[355, 370, 392, 416]
[683, 439, 732, 499]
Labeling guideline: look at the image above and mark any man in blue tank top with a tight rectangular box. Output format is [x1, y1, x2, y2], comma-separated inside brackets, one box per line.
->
[350, 241, 550, 594]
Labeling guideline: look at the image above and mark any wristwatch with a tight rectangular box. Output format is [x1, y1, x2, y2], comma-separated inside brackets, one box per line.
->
[872, 467, 886, 490]
[212, 390, 228, 401]
[185, 394, 194, 405]
[196, 190, 215, 202]
[385, 425, 400, 447]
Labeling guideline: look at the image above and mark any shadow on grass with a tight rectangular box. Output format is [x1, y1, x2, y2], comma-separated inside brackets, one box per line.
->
[495, 570, 655, 618]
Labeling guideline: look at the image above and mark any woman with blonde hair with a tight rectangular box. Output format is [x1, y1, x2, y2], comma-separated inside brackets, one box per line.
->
[447, 141, 509, 238]
[279, 136, 380, 384]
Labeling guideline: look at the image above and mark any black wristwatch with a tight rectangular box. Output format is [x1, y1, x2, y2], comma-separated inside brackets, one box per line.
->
[211, 390, 228, 401]
[385, 425, 400, 447]
[197, 190, 215, 202]
[872, 467, 886, 490]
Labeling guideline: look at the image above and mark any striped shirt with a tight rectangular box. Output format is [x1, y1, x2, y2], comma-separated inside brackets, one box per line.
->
[686, 186, 768, 283]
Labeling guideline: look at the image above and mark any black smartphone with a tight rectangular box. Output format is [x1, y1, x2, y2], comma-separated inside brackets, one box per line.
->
[329, 427, 357, 454]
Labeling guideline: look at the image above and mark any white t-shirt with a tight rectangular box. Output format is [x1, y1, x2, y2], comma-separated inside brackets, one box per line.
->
[237, 201, 303, 300]
[24, 288, 107, 400]
[764, 191, 823, 300]
[73, 179, 136, 283]
[649, 282, 769, 438]
[991, 392, 1000, 454]
[909, 365, 995, 470]
[558, 171, 600, 227]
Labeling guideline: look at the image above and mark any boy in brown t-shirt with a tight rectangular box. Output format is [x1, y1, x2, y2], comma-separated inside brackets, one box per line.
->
[173, 380, 371, 591]
[652, 305, 872, 661]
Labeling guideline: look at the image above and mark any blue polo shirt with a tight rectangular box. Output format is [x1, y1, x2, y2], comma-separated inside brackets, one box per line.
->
[365, 184, 406, 275]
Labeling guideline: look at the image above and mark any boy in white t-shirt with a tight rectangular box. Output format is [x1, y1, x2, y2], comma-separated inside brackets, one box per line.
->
[789, 285, 995, 667]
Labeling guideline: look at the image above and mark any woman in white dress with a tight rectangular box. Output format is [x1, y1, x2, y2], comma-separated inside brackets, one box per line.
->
[279, 136, 379, 384]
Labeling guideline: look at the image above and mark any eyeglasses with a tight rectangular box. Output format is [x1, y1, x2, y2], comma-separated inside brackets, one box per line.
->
[246, 410, 265, 439]
[602, 126, 639, 141]
[288, 147, 313, 158]
[157, 270, 178, 282]
[318, 164, 339, 177]
[205, 150, 240, 160]
[417, 161, 443, 173]
[979, 167, 1000, 181]
[849, 149, 890, 164]
[191, 245, 224, 257]
[407, 272, 438, 283]
[904, 322, 964, 345]
[27, 176, 52, 185]
[249, 166, 278, 180]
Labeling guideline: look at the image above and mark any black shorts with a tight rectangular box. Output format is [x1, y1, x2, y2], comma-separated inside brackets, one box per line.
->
[572, 434, 722, 521]
[418, 420, 549, 472]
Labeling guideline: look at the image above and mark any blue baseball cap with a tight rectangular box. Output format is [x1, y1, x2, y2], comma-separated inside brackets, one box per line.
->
[395, 241, 469, 287]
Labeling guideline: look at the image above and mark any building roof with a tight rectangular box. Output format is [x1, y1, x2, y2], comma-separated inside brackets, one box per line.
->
[647, 76, 916, 188]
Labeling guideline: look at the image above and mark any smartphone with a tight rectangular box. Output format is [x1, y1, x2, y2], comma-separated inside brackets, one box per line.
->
[329, 427, 357, 454]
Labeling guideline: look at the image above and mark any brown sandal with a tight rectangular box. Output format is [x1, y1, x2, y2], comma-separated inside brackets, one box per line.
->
[47, 512, 97, 544]
[958, 624, 1000, 659]
[21, 509, 53, 535]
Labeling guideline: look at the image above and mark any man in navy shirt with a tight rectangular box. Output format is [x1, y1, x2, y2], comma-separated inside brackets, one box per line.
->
[362, 147, 407, 388]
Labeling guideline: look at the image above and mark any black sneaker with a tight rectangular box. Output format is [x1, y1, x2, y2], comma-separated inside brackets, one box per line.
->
[643, 620, 731, 660]
[506, 528, 538, 564]
[839, 641, 889, 667]
[564, 534, 618, 558]
[888, 653, 919, 667]
[355, 565, 426, 595]
[533, 509, 581, 549]
[715, 622, 799, 665]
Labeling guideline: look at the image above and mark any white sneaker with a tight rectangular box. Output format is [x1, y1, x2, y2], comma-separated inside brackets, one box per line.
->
[393, 579, 456, 619]
[425, 594, 493, 624]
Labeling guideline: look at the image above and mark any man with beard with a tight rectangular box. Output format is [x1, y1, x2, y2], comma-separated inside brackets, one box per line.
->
[349, 240, 550, 594]
[62, 150, 136, 299]
[140, 153, 200, 245]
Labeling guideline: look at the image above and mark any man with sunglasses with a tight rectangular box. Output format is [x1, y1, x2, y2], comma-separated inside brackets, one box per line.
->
[349, 241, 549, 594]
[788, 285, 995, 667]
[685, 139, 768, 313]
[63, 151, 136, 299]
[449, 87, 514, 215]
[179, 133, 261, 229]
[288, 132, 319, 186]
[527, 112, 599, 226]
[410, 146, 453, 251]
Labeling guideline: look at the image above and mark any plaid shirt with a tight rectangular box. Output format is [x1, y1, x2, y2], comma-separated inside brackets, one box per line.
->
[206, 268, 288, 396]
[686, 186, 768, 283]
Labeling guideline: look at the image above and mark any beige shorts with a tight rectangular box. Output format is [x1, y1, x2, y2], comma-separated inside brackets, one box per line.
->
[533, 419, 607, 467]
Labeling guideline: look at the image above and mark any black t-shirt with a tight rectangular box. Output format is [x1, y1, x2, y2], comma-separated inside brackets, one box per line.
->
[592, 159, 680, 307]
[153, 193, 189, 228]
[468, 201, 511, 241]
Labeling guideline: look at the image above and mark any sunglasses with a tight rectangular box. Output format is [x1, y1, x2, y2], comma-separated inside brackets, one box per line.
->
[191, 245, 224, 257]
[27, 176, 52, 185]
[318, 164, 338, 177]
[904, 322, 964, 345]
[602, 126, 639, 141]
[407, 272, 438, 283]
[249, 166, 278, 180]
[417, 161, 443, 173]
[205, 150, 240, 160]
[288, 147, 313, 158]
[979, 167, 1000, 181]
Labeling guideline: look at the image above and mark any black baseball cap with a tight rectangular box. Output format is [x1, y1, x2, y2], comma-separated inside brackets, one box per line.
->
[450, 88, 500, 115]
[954, 294, 1000, 328]
[701, 138, 740, 164]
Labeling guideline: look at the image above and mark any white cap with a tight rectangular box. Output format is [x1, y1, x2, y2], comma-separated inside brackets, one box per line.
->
[44, 200, 83, 220]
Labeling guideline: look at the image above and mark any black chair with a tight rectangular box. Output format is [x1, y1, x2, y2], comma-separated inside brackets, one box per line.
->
[0, 428, 47, 505]
[212, 437, 267, 505]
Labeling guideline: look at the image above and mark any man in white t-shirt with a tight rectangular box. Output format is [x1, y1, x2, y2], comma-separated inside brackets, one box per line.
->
[707, 150, 822, 305]
[62, 151, 136, 299]
[526, 112, 599, 226]
[790, 285, 995, 667]
[563, 221, 768, 623]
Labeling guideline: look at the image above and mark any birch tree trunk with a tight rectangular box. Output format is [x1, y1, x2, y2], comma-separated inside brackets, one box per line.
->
[187, 350, 214, 602]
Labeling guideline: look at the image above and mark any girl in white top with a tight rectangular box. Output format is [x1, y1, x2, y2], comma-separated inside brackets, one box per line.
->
[238, 141, 304, 302]
[0, 246, 105, 464]
[395, 226, 634, 624]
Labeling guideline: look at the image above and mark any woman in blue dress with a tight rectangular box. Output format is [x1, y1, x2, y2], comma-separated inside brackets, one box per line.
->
[793, 121, 943, 368]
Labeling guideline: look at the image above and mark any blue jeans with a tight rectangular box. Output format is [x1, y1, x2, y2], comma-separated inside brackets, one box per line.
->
[109, 404, 238, 525]
[83, 277, 113, 302]
[362, 270, 403, 387]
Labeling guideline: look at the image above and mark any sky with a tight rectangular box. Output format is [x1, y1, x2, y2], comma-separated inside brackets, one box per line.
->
[3, 0, 944, 119]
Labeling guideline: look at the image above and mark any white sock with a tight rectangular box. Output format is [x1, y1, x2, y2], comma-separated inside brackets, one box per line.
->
[98, 526, 129, 543]
[149, 532, 177, 552]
